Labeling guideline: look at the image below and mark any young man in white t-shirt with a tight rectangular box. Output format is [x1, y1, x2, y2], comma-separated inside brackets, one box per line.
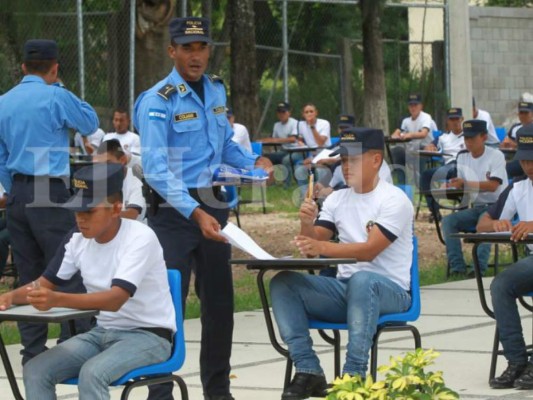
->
[0, 163, 175, 400]
[94, 139, 146, 220]
[477, 125, 533, 390]
[226, 108, 252, 152]
[441, 119, 508, 277]
[390, 93, 435, 185]
[103, 108, 141, 155]
[260, 101, 298, 167]
[420, 107, 466, 218]
[270, 128, 413, 399]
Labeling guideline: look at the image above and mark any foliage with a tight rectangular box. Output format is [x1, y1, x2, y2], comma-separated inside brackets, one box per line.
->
[326, 349, 459, 400]
[485, 0, 533, 5]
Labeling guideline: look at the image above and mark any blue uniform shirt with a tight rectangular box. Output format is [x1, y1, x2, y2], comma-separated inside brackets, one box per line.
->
[0, 75, 99, 192]
[134, 68, 258, 219]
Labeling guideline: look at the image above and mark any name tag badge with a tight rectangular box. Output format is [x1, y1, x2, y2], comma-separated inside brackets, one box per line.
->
[213, 106, 225, 115]
[174, 112, 198, 122]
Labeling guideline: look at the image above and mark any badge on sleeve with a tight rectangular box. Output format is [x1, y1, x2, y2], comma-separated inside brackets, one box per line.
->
[148, 108, 167, 121]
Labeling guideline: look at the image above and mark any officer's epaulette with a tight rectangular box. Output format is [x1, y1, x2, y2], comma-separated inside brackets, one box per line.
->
[157, 84, 177, 101]
[208, 74, 224, 85]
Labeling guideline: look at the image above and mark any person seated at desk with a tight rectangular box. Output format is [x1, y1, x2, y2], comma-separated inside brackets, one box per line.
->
[0, 163, 175, 400]
[93, 139, 146, 221]
[442, 120, 507, 277]
[389, 93, 435, 185]
[420, 107, 466, 220]
[102, 107, 141, 156]
[270, 128, 413, 400]
[226, 107, 252, 152]
[260, 101, 298, 166]
[501, 101, 533, 179]
[476, 124, 533, 390]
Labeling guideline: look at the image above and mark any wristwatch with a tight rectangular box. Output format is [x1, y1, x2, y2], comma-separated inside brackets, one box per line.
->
[310, 125, 315, 130]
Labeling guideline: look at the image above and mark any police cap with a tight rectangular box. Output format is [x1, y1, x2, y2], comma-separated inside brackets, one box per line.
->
[462, 119, 487, 137]
[23, 39, 58, 61]
[169, 17, 212, 45]
[330, 127, 384, 157]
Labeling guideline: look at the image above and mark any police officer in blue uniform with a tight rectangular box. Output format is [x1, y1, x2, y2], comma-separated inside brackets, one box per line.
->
[0, 39, 99, 364]
[135, 17, 272, 400]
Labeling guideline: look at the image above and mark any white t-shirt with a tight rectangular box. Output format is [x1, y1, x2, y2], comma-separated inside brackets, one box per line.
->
[296, 118, 331, 147]
[476, 108, 499, 144]
[104, 131, 141, 155]
[456, 146, 508, 205]
[273, 117, 298, 139]
[88, 128, 105, 149]
[488, 177, 533, 251]
[508, 123, 522, 140]
[316, 180, 413, 290]
[329, 161, 393, 188]
[54, 219, 176, 332]
[231, 123, 252, 152]
[399, 111, 435, 151]
[437, 131, 465, 164]
[123, 168, 146, 220]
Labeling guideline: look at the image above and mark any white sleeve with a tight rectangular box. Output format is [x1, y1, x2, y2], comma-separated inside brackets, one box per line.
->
[130, 134, 141, 155]
[241, 125, 252, 152]
[55, 237, 82, 281]
[418, 113, 432, 131]
[124, 172, 146, 214]
[317, 120, 330, 139]
[489, 151, 507, 183]
[315, 192, 337, 231]
[375, 193, 413, 239]
[499, 191, 517, 221]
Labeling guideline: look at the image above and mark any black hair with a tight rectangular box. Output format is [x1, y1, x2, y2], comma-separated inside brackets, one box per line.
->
[24, 59, 56, 74]
[96, 139, 126, 159]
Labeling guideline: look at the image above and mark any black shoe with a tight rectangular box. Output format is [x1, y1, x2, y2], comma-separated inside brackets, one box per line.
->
[489, 362, 527, 389]
[281, 373, 328, 400]
[515, 363, 533, 389]
[204, 395, 235, 400]
[449, 270, 466, 279]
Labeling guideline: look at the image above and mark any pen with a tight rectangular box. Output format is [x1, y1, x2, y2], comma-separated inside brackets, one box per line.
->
[307, 171, 314, 200]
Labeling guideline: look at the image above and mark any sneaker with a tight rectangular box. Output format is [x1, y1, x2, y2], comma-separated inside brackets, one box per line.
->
[281, 373, 328, 400]
[489, 362, 527, 389]
[514, 363, 533, 389]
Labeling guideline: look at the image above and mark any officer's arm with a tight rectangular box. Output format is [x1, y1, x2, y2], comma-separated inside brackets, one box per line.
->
[135, 94, 200, 219]
[54, 89, 99, 136]
[0, 140, 12, 193]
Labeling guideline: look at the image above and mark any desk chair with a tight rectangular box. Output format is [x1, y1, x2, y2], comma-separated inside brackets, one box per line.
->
[496, 127, 507, 142]
[283, 237, 421, 382]
[62, 269, 188, 400]
[238, 142, 267, 214]
[225, 185, 241, 228]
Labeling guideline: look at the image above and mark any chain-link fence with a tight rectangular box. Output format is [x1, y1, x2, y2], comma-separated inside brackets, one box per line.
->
[0, 0, 134, 131]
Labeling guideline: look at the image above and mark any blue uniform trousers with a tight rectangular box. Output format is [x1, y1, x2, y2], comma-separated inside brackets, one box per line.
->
[7, 176, 91, 364]
[148, 188, 233, 399]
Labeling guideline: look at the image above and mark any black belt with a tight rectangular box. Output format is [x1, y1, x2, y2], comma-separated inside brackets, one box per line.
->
[138, 327, 173, 343]
[188, 186, 222, 203]
[13, 174, 67, 184]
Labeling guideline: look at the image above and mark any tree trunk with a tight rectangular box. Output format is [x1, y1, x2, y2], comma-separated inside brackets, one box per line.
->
[360, 0, 389, 133]
[209, 1, 231, 75]
[228, 0, 260, 138]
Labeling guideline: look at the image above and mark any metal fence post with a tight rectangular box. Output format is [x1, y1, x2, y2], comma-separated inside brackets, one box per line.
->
[76, 0, 85, 99]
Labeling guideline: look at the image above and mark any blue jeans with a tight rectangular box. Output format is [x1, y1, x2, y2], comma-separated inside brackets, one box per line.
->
[270, 271, 411, 377]
[442, 206, 491, 273]
[420, 162, 457, 213]
[491, 256, 533, 364]
[23, 326, 171, 400]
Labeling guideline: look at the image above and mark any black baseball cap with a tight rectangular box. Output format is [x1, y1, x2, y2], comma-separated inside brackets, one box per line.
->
[518, 102, 533, 112]
[330, 127, 384, 157]
[23, 39, 58, 61]
[276, 101, 290, 112]
[408, 94, 422, 105]
[462, 119, 487, 137]
[64, 163, 124, 212]
[514, 125, 533, 161]
[337, 114, 355, 129]
[169, 17, 212, 45]
[447, 107, 463, 118]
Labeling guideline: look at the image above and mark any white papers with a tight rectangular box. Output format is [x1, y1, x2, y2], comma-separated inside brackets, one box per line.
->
[222, 222, 276, 260]
[312, 148, 339, 164]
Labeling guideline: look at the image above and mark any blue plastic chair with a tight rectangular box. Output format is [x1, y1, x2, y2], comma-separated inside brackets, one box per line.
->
[251, 141, 263, 156]
[330, 137, 341, 146]
[495, 126, 506, 142]
[62, 270, 188, 400]
[299, 237, 421, 381]
[241, 142, 267, 214]
[224, 185, 241, 227]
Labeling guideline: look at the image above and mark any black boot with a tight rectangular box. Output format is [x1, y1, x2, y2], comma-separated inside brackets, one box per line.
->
[281, 373, 327, 400]
[489, 362, 527, 389]
[514, 363, 533, 389]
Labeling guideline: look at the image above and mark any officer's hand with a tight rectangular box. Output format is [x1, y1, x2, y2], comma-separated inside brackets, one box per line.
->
[0, 292, 13, 311]
[510, 221, 533, 242]
[492, 219, 512, 233]
[254, 156, 275, 185]
[191, 208, 228, 242]
[27, 287, 57, 311]
[300, 199, 318, 226]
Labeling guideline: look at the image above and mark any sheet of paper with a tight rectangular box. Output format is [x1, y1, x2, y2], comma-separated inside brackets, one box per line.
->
[312, 148, 339, 164]
[222, 222, 276, 260]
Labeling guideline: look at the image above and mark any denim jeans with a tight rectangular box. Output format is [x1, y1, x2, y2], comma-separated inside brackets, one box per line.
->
[441, 206, 491, 274]
[270, 271, 411, 377]
[420, 162, 457, 213]
[23, 326, 171, 400]
[490, 256, 533, 364]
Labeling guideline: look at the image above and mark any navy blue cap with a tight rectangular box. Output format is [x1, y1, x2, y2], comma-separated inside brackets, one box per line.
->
[447, 107, 463, 118]
[64, 163, 124, 211]
[514, 125, 533, 161]
[408, 93, 422, 105]
[23, 39, 58, 61]
[518, 102, 533, 112]
[226, 107, 233, 117]
[462, 119, 487, 137]
[337, 114, 355, 128]
[276, 101, 290, 112]
[330, 127, 384, 157]
[169, 17, 212, 45]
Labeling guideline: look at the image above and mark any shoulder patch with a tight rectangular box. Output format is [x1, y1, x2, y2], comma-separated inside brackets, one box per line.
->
[208, 74, 224, 84]
[157, 84, 177, 101]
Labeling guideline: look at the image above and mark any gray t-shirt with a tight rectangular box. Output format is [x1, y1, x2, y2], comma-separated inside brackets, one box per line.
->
[273, 117, 298, 139]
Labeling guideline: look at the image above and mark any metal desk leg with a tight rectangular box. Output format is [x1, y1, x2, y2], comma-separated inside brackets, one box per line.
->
[288, 153, 296, 182]
[471, 243, 495, 319]
[0, 330, 24, 400]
